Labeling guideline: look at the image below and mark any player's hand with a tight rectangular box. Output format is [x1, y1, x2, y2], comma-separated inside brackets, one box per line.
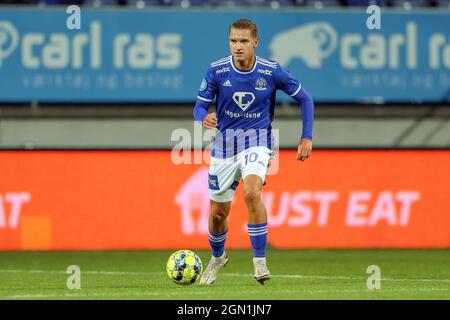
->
[202, 112, 217, 129]
[297, 138, 312, 162]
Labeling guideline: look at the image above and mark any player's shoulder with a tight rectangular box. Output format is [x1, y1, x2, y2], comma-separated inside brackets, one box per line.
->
[256, 56, 279, 70]
[209, 55, 232, 69]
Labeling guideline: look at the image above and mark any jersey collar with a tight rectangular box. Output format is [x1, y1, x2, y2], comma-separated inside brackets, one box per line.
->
[231, 55, 257, 74]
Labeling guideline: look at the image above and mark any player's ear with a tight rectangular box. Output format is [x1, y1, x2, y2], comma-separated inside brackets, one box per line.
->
[254, 37, 259, 49]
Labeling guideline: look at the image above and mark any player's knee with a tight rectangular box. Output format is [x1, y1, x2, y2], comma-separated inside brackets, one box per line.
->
[243, 188, 262, 204]
[211, 207, 229, 224]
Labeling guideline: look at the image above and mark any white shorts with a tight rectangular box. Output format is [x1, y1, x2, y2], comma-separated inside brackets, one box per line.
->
[208, 146, 275, 202]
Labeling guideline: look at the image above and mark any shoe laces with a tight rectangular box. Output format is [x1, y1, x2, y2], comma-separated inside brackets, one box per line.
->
[254, 261, 269, 274]
[205, 256, 224, 270]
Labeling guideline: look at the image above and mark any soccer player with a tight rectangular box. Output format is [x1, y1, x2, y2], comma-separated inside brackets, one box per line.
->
[193, 19, 314, 285]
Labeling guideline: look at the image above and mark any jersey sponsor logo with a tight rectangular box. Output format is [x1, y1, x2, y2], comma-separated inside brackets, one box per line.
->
[215, 66, 230, 74]
[257, 68, 272, 75]
[222, 79, 232, 87]
[232, 92, 255, 111]
[224, 109, 261, 119]
[255, 78, 267, 91]
[269, 22, 338, 69]
[199, 78, 207, 91]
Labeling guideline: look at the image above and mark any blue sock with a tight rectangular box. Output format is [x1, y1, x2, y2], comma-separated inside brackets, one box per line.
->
[208, 229, 228, 257]
[247, 223, 268, 258]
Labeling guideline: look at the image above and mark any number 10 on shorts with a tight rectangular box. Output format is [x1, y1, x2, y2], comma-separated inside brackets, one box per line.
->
[245, 152, 258, 165]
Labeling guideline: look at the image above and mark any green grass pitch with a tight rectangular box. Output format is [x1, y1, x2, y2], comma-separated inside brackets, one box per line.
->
[0, 249, 449, 300]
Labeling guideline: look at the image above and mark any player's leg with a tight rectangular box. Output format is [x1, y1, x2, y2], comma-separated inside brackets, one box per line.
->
[244, 174, 267, 225]
[243, 174, 271, 284]
[200, 156, 239, 285]
[239, 147, 273, 284]
[200, 200, 232, 285]
[208, 200, 231, 258]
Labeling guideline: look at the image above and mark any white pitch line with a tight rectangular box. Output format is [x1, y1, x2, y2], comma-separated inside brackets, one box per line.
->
[222, 273, 450, 283]
[0, 269, 450, 283]
[0, 269, 158, 276]
[2, 287, 450, 300]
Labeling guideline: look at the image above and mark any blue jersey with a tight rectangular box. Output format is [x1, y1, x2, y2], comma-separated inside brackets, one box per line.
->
[197, 55, 304, 158]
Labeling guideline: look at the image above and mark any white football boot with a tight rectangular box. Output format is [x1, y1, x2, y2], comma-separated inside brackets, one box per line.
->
[253, 257, 271, 285]
[199, 252, 229, 285]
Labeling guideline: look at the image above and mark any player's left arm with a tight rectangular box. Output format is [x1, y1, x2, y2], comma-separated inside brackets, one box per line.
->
[275, 64, 314, 162]
[292, 88, 314, 162]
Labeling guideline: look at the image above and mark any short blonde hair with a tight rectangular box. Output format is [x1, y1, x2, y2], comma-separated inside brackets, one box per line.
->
[229, 19, 258, 38]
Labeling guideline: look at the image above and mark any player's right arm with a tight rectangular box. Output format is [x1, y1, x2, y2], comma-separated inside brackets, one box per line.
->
[193, 66, 218, 129]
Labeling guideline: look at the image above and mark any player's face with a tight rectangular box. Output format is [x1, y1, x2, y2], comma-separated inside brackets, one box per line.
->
[229, 28, 258, 65]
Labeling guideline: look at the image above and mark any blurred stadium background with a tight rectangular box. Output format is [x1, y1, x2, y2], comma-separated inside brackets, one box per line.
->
[0, 0, 449, 300]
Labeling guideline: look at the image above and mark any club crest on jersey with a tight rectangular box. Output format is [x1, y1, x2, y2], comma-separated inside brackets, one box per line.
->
[255, 78, 267, 91]
[232, 92, 255, 111]
[199, 79, 207, 91]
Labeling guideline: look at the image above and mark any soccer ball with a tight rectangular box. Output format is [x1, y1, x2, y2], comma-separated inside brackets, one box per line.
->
[166, 249, 203, 285]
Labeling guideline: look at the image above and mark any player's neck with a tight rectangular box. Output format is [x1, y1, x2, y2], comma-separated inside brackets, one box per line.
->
[234, 55, 255, 71]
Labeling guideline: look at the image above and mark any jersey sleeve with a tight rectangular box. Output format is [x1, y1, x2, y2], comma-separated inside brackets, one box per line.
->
[292, 88, 314, 140]
[197, 66, 218, 103]
[275, 65, 302, 98]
